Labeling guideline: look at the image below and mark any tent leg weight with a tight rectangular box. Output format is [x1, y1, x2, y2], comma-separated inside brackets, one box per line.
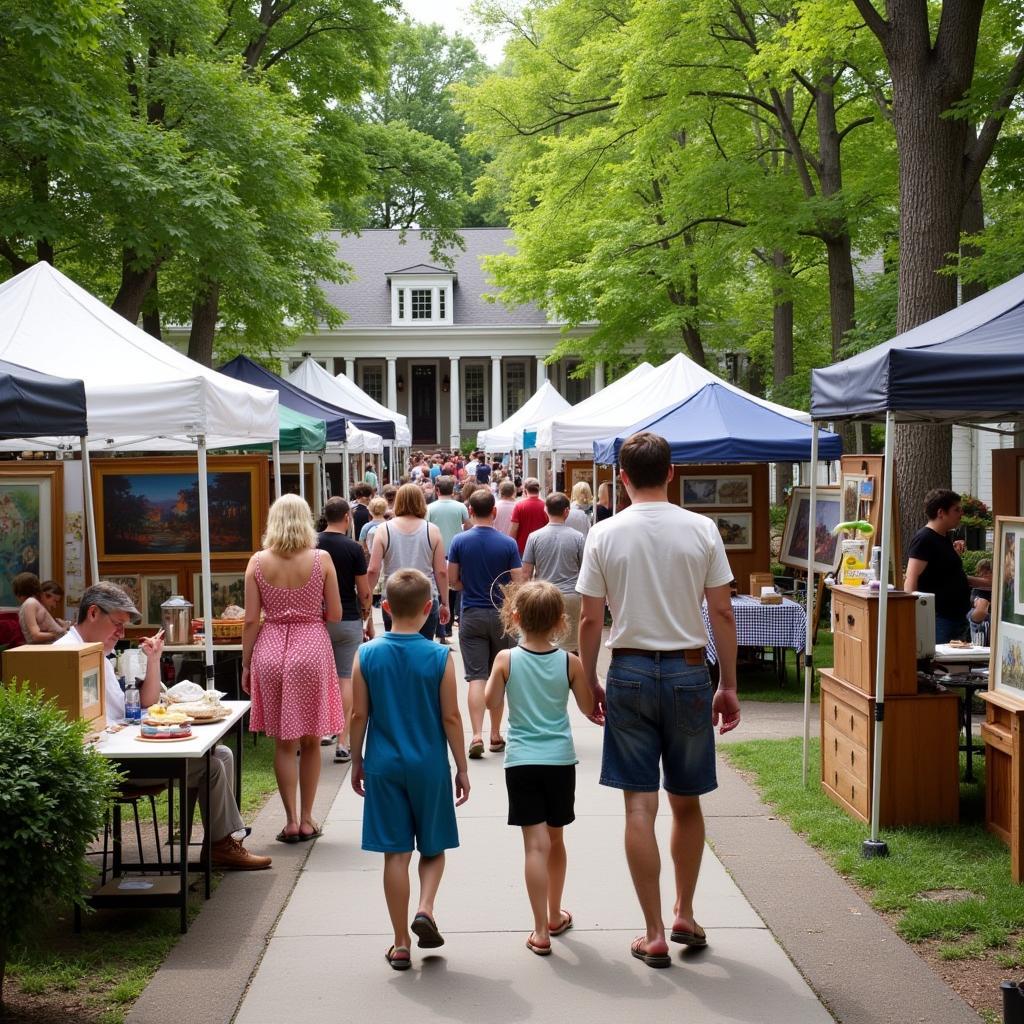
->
[861, 838, 889, 859]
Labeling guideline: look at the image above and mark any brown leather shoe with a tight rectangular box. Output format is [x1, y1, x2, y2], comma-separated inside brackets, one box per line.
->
[211, 836, 272, 870]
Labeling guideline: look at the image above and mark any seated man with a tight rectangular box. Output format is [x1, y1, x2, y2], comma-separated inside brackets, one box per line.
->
[57, 582, 270, 870]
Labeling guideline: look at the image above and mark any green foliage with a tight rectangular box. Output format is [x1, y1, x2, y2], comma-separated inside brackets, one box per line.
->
[962, 549, 993, 576]
[960, 493, 992, 527]
[0, 682, 120, 987]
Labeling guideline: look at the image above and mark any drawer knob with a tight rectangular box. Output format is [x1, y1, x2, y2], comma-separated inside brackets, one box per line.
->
[847, 614, 855, 627]
[834, 738, 839, 753]
[833, 705, 838, 720]
[850, 750, 855, 766]
[850, 715, 855, 730]
[834, 771, 838, 785]
[851, 785, 856, 801]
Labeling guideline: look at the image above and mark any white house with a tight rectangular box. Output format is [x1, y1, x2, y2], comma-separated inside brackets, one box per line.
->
[280, 228, 602, 449]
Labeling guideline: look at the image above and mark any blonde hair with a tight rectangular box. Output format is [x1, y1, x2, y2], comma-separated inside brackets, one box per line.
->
[369, 496, 388, 517]
[394, 482, 427, 519]
[263, 494, 316, 554]
[384, 568, 432, 618]
[571, 481, 593, 506]
[500, 580, 567, 642]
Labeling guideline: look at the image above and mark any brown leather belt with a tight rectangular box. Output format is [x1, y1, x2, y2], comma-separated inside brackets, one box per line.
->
[611, 647, 706, 665]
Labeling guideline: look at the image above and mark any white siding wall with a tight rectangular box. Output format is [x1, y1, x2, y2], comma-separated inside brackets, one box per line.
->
[952, 421, 1016, 504]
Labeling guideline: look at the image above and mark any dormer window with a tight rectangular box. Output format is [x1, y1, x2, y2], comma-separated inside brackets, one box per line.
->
[387, 264, 456, 326]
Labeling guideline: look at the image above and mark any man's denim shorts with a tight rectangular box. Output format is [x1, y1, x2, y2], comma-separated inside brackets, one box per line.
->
[600, 652, 717, 796]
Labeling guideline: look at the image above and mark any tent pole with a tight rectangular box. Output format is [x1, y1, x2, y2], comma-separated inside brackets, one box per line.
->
[865, 411, 896, 858]
[299, 450, 305, 501]
[801, 424, 819, 787]
[272, 440, 281, 500]
[612, 465, 618, 513]
[592, 461, 598, 522]
[342, 444, 351, 502]
[197, 435, 215, 690]
[80, 438, 99, 585]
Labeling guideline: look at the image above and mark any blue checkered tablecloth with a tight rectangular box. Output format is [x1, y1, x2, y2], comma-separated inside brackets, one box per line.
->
[702, 596, 807, 665]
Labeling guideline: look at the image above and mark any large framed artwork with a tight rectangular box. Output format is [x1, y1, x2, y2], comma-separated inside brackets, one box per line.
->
[991, 517, 1024, 698]
[192, 572, 246, 618]
[92, 456, 265, 563]
[780, 486, 843, 574]
[681, 475, 752, 508]
[0, 464, 64, 607]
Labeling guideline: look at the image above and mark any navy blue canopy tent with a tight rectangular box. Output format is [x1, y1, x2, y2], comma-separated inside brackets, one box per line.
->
[0, 358, 88, 439]
[218, 355, 396, 442]
[592, 383, 842, 464]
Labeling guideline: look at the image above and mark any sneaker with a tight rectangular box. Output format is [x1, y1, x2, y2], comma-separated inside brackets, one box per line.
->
[211, 836, 272, 871]
[334, 745, 351, 763]
[320, 734, 337, 746]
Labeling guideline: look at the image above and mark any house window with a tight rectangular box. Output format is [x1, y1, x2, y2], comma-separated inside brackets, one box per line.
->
[564, 359, 589, 405]
[504, 360, 527, 417]
[438, 288, 446, 319]
[411, 289, 432, 319]
[463, 362, 486, 425]
[397, 289, 405, 318]
[362, 364, 384, 404]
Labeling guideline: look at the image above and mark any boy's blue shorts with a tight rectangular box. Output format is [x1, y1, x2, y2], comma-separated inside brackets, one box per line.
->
[362, 767, 459, 856]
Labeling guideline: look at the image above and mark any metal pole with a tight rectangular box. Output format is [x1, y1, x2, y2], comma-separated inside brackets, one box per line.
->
[802, 424, 819, 787]
[612, 465, 618, 513]
[592, 461, 598, 522]
[299, 450, 305, 501]
[197, 436, 215, 690]
[272, 439, 281, 500]
[80, 437, 99, 585]
[865, 411, 896, 858]
[342, 444, 351, 501]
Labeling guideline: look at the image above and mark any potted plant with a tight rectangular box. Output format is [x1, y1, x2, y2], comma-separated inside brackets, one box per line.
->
[959, 493, 991, 551]
[0, 682, 120, 1005]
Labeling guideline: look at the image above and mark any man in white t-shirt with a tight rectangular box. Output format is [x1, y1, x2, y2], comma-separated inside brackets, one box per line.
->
[577, 431, 739, 969]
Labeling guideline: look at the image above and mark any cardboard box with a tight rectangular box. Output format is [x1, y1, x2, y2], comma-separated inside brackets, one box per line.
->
[3, 643, 106, 727]
[749, 572, 774, 596]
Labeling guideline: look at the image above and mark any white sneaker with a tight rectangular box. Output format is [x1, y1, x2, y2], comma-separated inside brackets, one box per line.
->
[320, 734, 336, 746]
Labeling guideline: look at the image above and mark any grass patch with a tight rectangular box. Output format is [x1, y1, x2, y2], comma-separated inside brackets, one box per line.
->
[733, 631, 832, 703]
[722, 736, 1024, 960]
[5, 735, 280, 1020]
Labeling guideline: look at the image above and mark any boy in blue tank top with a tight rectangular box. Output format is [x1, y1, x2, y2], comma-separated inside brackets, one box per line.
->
[484, 581, 594, 957]
[350, 569, 470, 972]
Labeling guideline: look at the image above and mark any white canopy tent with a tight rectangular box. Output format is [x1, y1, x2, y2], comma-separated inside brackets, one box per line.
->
[477, 379, 572, 451]
[0, 262, 279, 686]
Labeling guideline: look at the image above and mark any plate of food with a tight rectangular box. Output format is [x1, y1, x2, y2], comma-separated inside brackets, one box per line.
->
[946, 640, 975, 650]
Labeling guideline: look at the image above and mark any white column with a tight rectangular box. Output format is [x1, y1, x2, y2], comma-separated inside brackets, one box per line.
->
[536, 355, 547, 386]
[449, 356, 461, 450]
[387, 357, 397, 412]
[593, 361, 605, 391]
[345, 358, 355, 380]
[491, 355, 503, 427]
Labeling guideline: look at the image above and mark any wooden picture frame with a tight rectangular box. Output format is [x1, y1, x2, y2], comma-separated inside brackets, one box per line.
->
[681, 474, 752, 508]
[141, 574, 179, 628]
[841, 473, 866, 523]
[710, 512, 753, 550]
[991, 517, 1024, 699]
[92, 455, 266, 563]
[192, 572, 246, 618]
[0, 463, 64, 607]
[780, 486, 843, 574]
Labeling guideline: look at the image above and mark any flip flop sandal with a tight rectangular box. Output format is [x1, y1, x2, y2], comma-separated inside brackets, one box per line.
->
[385, 945, 411, 971]
[549, 910, 573, 936]
[489, 738, 506, 752]
[275, 829, 301, 844]
[411, 912, 445, 948]
[298, 823, 323, 842]
[631, 936, 671, 969]
[526, 933, 552, 956]
[670, 923, 708, 947]
[468, 739, 485, 758]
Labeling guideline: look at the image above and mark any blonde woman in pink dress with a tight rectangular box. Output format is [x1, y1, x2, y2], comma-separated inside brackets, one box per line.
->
[243, 495, 343, 843]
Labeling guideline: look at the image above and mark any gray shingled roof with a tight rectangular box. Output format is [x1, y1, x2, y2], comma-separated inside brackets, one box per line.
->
[323, 229, 549, 328]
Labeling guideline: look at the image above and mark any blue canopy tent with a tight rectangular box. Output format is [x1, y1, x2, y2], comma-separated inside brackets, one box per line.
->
[808, 269, 1024, 858]
[592, 383, 842, 464]
[0, 358, 88, 439]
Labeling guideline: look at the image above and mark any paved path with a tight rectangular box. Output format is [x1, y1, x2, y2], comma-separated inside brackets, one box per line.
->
[234, 640, 832, 1024]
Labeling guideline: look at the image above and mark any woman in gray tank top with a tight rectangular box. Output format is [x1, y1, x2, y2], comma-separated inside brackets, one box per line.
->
[366, 483, 450, 640]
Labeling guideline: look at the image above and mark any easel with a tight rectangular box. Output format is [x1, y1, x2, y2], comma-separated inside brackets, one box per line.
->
[840, 454, 903, 589]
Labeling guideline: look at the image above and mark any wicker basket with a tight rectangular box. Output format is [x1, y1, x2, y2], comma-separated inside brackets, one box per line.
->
[192, 618, 245, 640]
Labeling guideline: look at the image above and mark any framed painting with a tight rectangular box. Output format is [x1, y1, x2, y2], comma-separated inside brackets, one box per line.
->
[841, 473, 866, 523]
[780, 486, 843, 574]
[100, 574, 141, 612]
[992, 517, 1024, 698]
[141, 574, 179, 628]
[0, 464, 63, 607]
[92, 455, 265, 563]
[192, 572, 246, 618]
[711, 512, 753, 550]
[681, 475, 751, 508]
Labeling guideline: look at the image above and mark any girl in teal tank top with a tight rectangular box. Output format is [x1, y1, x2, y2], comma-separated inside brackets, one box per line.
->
[484, 581, 594, 958]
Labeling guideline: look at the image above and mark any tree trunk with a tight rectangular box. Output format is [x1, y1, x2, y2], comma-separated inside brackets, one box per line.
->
[960, 142, 986, 304]
[111, 250, 159, 324]
[187, 280, 220, 367]
[142, 274, 162, 340]
[771, 249, 795, 498]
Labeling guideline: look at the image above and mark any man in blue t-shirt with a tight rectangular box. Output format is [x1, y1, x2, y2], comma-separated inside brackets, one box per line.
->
[447, 488, 523, 759]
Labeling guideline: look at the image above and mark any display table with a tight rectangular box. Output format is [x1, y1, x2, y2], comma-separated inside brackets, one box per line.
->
[88, 700, 250, 933]
[703, 596, 807, 683]
[163, 644, 244, 699]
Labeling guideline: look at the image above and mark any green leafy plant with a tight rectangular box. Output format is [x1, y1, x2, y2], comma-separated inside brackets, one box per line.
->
[960, 493, 992, 528]
[0, 681, 121, 1005]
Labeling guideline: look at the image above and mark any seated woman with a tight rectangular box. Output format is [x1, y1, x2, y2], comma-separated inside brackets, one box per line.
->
[967, 558, 992, 645]
[13, 572, 67, 643]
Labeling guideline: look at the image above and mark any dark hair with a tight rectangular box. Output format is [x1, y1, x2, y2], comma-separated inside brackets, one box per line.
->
[40, 579, 64, 599]
[324, 496, 350, 524]
[12, 572, 41, 600]
[924, 488, 960, 520]
[383, 484, 398, 502]
[384, 568, 432, 619]
[619, 431, 671, 489]
[545, 492, 570, 517]
[500, 580, 567, 641]
[436, 475, 456, 496]
[461, 479, 482, 503]
[468, 489, 496, 518]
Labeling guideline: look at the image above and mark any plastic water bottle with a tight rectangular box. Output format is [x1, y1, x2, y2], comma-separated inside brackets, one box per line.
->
[124, 679, 141, 723]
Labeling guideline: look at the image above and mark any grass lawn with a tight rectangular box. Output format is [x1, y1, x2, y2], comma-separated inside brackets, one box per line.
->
[722, 736, 1024, 964]
[4, 735, 280, 1023]
[733, 629, 832, 703]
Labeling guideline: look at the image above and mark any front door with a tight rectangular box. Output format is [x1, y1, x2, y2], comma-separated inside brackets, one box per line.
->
[411, 364, 437, 444]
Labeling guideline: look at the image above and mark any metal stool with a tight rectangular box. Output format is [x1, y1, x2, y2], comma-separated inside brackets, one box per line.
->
[99, 782, 166, 884]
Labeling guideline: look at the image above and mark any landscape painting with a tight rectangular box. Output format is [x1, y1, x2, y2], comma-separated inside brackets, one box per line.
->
[780, 487, 842, 574]
[0, 466, 62, 607]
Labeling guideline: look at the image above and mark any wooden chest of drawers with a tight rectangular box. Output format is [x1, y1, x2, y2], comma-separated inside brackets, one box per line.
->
[820, 669, 959, 825]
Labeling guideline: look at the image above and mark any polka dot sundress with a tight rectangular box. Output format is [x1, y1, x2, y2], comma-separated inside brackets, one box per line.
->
[249, 551, 343, 741]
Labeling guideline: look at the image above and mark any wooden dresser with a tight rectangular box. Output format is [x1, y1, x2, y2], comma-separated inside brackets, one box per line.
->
[820, 586, 959, 826]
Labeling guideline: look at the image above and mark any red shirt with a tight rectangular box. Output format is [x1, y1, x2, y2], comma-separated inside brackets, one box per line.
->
[511, 495, 548, 554]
